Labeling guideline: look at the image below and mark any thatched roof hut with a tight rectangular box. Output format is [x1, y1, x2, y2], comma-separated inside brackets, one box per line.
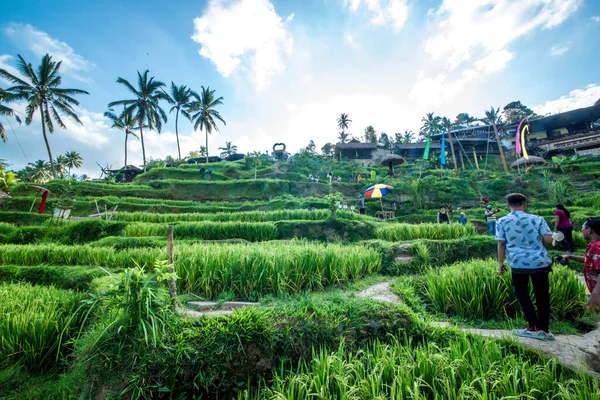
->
[510, 156, 546, 169]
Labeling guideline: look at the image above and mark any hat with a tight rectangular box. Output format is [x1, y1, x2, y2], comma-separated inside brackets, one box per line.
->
[486, 205, 492, 209]
[552, 231, 564, 247]
[460, 212, 465, 216]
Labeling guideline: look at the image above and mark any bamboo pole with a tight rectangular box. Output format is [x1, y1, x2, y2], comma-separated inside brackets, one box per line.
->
[29, 198, 36, 212]
[473, 148, 480, 170]
[167, 226, 179, 304]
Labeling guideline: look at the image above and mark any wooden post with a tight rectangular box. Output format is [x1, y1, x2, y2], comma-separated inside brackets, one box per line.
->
[473, 148, 479, 170]
[167, 226, 178, 303]
[29, 198, 36, 212]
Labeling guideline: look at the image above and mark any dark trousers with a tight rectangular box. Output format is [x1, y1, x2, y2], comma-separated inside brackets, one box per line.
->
[359, 208, 365, 214]
[557, 226, 575, 252]
[512, 271, 550, 332]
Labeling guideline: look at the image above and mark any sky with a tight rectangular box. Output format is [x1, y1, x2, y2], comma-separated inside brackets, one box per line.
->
[1, 0, 600, 177]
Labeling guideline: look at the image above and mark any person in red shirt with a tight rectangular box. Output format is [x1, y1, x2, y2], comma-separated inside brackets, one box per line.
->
[554, 204, 575, 252]
[562, 217, 600, 311]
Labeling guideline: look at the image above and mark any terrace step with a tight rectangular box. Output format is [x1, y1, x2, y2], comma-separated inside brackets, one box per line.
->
[572, 182, 592, 192]
[394, 255, 414, 263]
[356, 282, 401, 304]
[182, 301, 258, 318]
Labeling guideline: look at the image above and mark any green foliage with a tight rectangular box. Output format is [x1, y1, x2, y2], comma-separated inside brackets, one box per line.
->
[0, 212, 50, 226]
[61, 219, 126, 244]
[125, 221, 279, 242]
[275, 219, 376, 242]
[425, 259, 587, 321]
[375, 223, 476, 241]
[323, 191, 343, 219]
[0, 265, 103, 291]
[0, 283, 85, 371]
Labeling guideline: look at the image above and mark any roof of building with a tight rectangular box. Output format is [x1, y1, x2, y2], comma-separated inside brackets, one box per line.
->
[527, 103, 600, 132]
[108, 165, 144, 174]
[335, 141, 377, 150]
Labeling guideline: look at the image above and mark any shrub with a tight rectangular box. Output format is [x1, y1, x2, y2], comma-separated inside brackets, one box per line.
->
[0, 211, 50, 226]
[425, 259, 587, 321]
[60, 219, 126, 244]
[0, 283, 86, 371]
[124, 221, 279, 242]
[375, 223, 476, 241]
[0, 265, 102, 291]
[275, 219, 377, 242]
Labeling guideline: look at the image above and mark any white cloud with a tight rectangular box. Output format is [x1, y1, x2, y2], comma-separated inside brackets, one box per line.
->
[344, 0, 408, 30]
[345, 34, 358, 48]
[191, 0, 293, 91]
[533, 84, 600, 115]
[4, 23, 93, 81]
[550, 45, 569, 56]
[591, 16, 600, 23]
[411, 0, 581, 107]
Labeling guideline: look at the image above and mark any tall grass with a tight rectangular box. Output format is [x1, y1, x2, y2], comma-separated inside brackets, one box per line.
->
[0, 243, 381, 300]
[425, 259, 587, 321]
[375, 223, 476, 241]
[0, 282, 85, 371]
[124, 221, 279, 241]
[239, 336, 600, 399]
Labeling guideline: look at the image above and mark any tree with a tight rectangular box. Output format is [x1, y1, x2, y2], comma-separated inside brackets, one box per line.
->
[0, 164, 18, 192]
[482, 107, 509, 174]
[0, 88, 21, 142]
[28, 160, 51, 183]
[502, 101, 539, 126]
[55, 155, 68, 178]
[441, 117, 458, 173]
[246, 151, 263, 179]
[189, 86, 226, 164]
[321, 142, 334, 157]
[338, 131, 349, 144]
[199, 146, 208, 158]
[0, 54, 89, 178]
[164, 82, 195, 160]
[378, 133, 392, 149]
[305, 140, 317, 155]
[108, 70, 168, 171]
[364, 125, 377, 144]
[63, 150, 83, 176]
[104, 108, 139, 169]
[219, 141, 237, 158]
[337, 113, 352, 140]
[454, 113, 477, 128]
[420, 112, 442, 140]
[395, 130, 414, 144]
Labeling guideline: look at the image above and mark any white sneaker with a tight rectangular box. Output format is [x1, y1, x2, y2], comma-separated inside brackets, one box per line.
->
[512, 328, 546, 340]
[539, 331, 556, 341]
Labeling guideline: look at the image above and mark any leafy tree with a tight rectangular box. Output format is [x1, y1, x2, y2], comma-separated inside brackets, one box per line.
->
[321, 142, 335, 157]
[164, 82, 196, 160]
[502, 101, 539, 126]
[482, 107, 509, 174]
[364, 125, 377, 144]
[28, 160, 51, 183]
[104, 108, 139, 169]
[304, 140, 317, 155]
[219, 141, 237, 158]
[395, 130, 414, 144]
[55, 155, 68, 178]
[378, 133, 392, 149]
[338, 131, 349, 144]
[187, 150, 200, 159]
[324, 191, 343, 220]
[199, 146, 208, 158]
[63, 150, 83, 176]
[0, 164, 18, 192]
[453, 113, 477, 128]
[0, 54, 89, 178]
[0, 88, 22, 142]
[441, 117, 458, 173]
[246, 151, 263, 179]
[420, 113, 442, 140]
[189, 87, 226, 164]
[108, 70, 168, 171]
[337, 113, 352, 142]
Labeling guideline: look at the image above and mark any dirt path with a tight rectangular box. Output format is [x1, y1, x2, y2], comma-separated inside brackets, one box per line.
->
[356, 281, 600, 373]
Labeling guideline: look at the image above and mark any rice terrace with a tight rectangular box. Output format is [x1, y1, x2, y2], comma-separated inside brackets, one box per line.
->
[2, 1, 600, 399]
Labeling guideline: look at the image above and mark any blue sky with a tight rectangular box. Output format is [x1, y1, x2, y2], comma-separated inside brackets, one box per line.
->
[1, 0, 600, 176]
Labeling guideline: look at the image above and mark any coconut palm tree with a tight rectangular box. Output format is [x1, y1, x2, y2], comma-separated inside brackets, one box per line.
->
[189, 86, 226, 164]
[420, 112, 442, 140]
[55, 155, 68, 178]
[337, 113, 352, 142]
[28, 160, 51, 183]
[0, 54, 89, 178]
[164, 82, 196, 160]
[219, 141, 237, 158]
[338, 131, 349, 143]
[441, 117, 458, 173]
[0, 88, 21, 142]
[482, 107, 509, 174]
[63, 150, 83, 175]
[108, 70, 168, 171]
[104, 108, 139, 170]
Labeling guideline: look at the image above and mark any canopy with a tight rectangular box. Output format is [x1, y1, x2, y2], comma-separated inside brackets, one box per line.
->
[381, 154, 406, 167]
[510, 156, 546, 169]
[365, 184, 394, 198]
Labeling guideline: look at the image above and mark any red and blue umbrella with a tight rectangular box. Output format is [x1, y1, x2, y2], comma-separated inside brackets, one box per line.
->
[365, 184, 394, 198]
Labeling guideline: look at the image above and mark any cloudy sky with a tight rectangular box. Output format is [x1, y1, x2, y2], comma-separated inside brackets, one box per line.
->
[1, 0, 600, 176]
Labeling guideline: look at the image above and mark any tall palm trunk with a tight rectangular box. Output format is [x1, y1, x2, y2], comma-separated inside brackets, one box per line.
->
[175, 108, 181, 160]
[493, 123, 509, 174]
[205, 130, 209, 164]
[40, 104, 57, 179]
[446, 124, 458, 174]
[139, 121, 146, 171]
[124, 130, 129, 169]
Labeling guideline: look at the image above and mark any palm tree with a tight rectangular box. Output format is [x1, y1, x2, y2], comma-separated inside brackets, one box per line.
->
[189, 86, 226, 164]
[338, 131, 349, 143]
[63, 150, 83, 175]
[0, 88, 22, 142]
[482, 107, 509, 174]
[108, 70, 168, 171]
[55, 155, 68, 178]
[420, 112, 442, 140]
[337, 113, 352, 141]
[219, 141, 237, 158]
[0, 54, 89, 178]
[29, 160, 51, 183]
[441, 117, 458, 173]
[104, 108, 139, 170]
[164, 82, 196, 160]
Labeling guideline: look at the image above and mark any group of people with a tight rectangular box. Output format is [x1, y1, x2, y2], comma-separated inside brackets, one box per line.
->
[309, 172, 343, 183]
[437, 204, 467, 226]
[495, 193, 599, 341]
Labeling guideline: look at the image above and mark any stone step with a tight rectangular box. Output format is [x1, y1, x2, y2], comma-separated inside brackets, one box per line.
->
[187, 301, 258, 312]
[394, 255, 414, 263]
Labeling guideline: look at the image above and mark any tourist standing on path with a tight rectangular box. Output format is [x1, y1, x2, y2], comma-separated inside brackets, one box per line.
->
[357, 194, 365, 215]
[496, 193, 555, 341]
[315, 173, 319, 183]
[561, 217, 600, 311]
[485, 204, 499, 236]
[437, 206, 450, 224]
[458, 212, 467, 225]
[554, 204, 575, 252]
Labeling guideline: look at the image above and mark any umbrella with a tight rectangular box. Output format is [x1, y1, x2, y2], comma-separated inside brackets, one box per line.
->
[510, 156, 546, 170]
[365, 184, 394, 212]
[380, 155, 405, 174]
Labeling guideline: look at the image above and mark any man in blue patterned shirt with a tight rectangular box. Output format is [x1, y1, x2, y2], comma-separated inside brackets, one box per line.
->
[496, 193, 554, 341]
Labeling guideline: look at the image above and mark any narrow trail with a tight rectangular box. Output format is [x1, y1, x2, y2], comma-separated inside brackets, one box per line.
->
[355, 281, 600, 373]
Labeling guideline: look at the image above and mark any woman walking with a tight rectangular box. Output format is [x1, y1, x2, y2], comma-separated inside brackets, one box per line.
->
[554, 204, 575, 252]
